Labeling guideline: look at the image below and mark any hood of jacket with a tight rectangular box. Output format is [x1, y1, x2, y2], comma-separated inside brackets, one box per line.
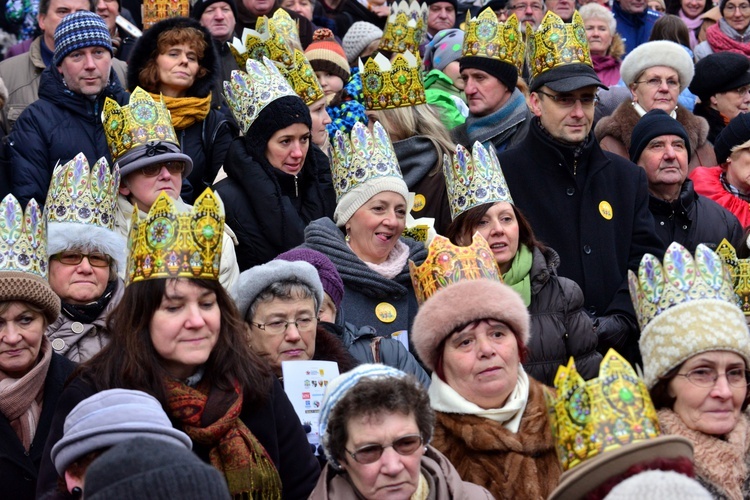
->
[38, 64, 128, 120]
[529, 246, 562, 295]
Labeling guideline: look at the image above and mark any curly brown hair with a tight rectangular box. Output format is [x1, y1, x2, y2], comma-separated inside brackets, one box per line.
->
[137, 27, 209, 93]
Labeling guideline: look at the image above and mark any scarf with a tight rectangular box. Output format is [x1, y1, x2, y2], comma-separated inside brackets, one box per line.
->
[428, 368, 530, 432]
[591, 55, 622, 87]
[633, 101, 677, 118]
[707, 20, 750, 57]
[465, 88, 528, 149]
[357, 239, 410, 280]
[658, 408, 750, 500]
[164, 377, 282, 499]
[679, 9, 703, 48]
[502, 244, 532, 307]
[0, 337, 52, 451]
[411, 473, 429, 500]
[149, 92, 212, 130]
[60, 279, 117, 324]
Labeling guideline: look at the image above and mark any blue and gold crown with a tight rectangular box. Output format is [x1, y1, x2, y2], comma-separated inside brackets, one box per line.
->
[142, 0, 188, 29]
[714, 239, 750, 316]
[379, 0, 428, 54]
[463, 10, 525, 74]
[126, 189, 224, 285]
[444, 141, 514, 220]
[361, 51, 425, 110]
[0, 194, 47, 278]
[223, 57, 299, 134]
[527, 11, 592, 82]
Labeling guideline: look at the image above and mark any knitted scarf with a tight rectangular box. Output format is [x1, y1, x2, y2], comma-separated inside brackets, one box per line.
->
[501, 244, 532, 307]
[60, 279, 117, 324]
[706, 21, 750, 57]
[164, 377, 282, 499]
[359, 239, 410, 279]
[0, 337, 52, 450]
[149, 92, 212, 130]
[465, 88, 528, 149]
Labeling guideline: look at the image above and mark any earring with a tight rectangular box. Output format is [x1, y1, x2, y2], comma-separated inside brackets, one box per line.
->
[345, 234, 350, 243]
[71, 487, 82, 499]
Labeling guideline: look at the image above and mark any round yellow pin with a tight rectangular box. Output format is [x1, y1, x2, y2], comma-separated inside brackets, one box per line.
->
[375, 302, 397, 323]
[412, 194, 426, 212]
[598, 201, 613, 220]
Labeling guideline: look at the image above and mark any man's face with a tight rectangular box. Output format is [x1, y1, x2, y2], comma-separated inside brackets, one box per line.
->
[636, 134, 688, 195]
[461, 67, 512, 117]
[38, 0, 92, 51]
[545, 0, 575, 20]
[200, 1, 236, 42]
[618, 0, 648, 14]
[242, 0, 275, 17]
[58, 46, 112, 96]
[427, 2, 456, 35]
[507, 0, 545, 29]
[529, 85, 598, 145]
[95, 0, 118, 33]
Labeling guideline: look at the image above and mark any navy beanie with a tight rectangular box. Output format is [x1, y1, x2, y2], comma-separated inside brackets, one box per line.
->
[53, 11, 113, 66]
[715, 112, 750, 164]
[629, 109, 692, 163]
[459, 56, 518, 92]
[190, 0, 238, 21]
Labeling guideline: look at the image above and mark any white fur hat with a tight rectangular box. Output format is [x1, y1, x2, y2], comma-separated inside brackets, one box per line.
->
[48, 222, 126, 273]
[620, 40, 695, 92]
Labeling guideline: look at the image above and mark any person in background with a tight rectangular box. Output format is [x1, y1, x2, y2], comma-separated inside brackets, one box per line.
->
[506, 0, 545, 29]
[612, 0, 662, 54]
[694, 0, 750, 61]
[423, 28, 468, 130]
[546, 0, 575, 21]
[425, 0, 456, 40]
[580, 3, 625, 87]
[235, 0, 315, 47]
[341, 21, 382, 66]
[95, 0, 136, 61]
[192, 0, 241, 84]
[666, 0, 712, 48]
[649, 0, 667, 13]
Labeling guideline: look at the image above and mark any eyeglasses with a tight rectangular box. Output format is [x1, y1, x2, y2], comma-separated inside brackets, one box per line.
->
[732, 86, 750, 96]
[536, 90, 599, 108]
[250, 317, 318, 335]
[345, 434, 423, 464]
[52, 252, 112, 268]
[725, 3, 750, 13]
[675, 367, 750, 388]
[509, 2, 544, 11]
[634, 77, 680, 90]
[140, 161, 186, 177]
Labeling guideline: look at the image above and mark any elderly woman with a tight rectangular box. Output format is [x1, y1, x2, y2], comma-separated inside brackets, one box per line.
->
[411, 278, 562, 499]
[694, 0, 750, 61]
[0, 195, 74, 500]
[595, 40, 716, 170]
[310, 364, 493, 499]
[635, 242, 750, 499]
[666, 0, 712, 47]
[580, 3, 625, 87]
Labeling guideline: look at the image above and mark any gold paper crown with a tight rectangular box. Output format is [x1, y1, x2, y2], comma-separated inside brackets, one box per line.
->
[462, 10, 525, 74]
[45, 153, 119, 231]
[444, 141, 514, 220]
[223, 57, 299, 134]
[527, 11, 593, 81]
[142, 0, 189, 30]
[716, 238, 750, 316]
[379, 0, 428, 54]
[102, 88, 179, 163]
[126, 189, 224, 285]
[546, 349, 661, 472]
[0, 194, 47, 278]
[409, 233, 501, 305]
[360, 51, 425, 110]
[628, 242, 737, 331]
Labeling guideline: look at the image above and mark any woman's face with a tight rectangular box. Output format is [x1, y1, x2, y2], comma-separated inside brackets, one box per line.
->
[149, 279, 221, 379]
[470, 202, 519, 274]
[711, 86, 750, 120]
[0, 302, 46, 377]
[667, 351, 747, 436]
[265, 122, 311, 176]
[584, 18, 613, 56]
[726, 149, 750, 194]
[346, 192, 407, 265]
[156, 44, 200, 97]
[723, 0, 750, 33]
[631, 66, 681, 113]
[341, 411, 424, 500]
[49, 251, 110, 304]
[681, 0, 705, 18]
[119, 162, 184, 212]
[308, 97, 332, 147]
[442, 319, 520, 409]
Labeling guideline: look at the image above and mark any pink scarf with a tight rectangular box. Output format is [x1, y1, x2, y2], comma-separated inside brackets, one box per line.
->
[707, 22, 750, 56]
[679, 9, 703, 48]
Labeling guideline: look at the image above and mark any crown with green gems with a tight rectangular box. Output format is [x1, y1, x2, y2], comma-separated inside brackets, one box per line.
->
[126, 189, 224, 285]
[360, 51, 425, 110]
[379, 0, 428, 54]
[462, 10, 525, 74]
[527, 11, 593, 81]
[715, 238, 750, 316]
[0, 194, 47, 278]
[102, 88, 179, 163]
[443, 141, 514, 220]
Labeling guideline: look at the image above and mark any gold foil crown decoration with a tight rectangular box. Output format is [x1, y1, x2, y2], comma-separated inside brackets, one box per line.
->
[142, 0, 189, 29]
[360, 51, 425, 110]
[527, 11, 593, 82]
[462, 10, 525, 73]
[126, 188, 224, 285]
[379, 0, 428, 54]
[45, 153, 119, 231]
[716, 238, 750, 316]
[409, 233, 501, 305]
[102, 87, 179, 163]
[546, 349, 661, 472]
[0, 194, 47, 278]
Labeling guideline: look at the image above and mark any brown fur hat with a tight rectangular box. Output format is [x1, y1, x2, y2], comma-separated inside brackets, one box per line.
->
[411, 279, 530, 371]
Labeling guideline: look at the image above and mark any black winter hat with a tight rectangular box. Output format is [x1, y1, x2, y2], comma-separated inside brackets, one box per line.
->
[629, 109, 692, 163]
[459, 56, 519, 92]
[190, 0, 238, 20]
[715, 112, 750, 164]
[690, 52, 750, 102]
[425, 0, 458, 10]
[245, 95, 312, 153]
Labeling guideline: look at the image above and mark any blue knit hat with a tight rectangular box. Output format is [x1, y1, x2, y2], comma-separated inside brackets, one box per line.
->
[54, 11, 113, 66]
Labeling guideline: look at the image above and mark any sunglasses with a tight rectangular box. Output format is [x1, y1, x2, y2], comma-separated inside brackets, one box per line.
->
[345, 434, 423, 464]
[52, 252, 112, 268]
[140, 161, 186, 177]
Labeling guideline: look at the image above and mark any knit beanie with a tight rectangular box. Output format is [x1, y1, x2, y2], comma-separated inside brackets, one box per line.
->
[305, 28, 351, 83]
[190, 0, 238, 20]
[424, 29, 464, 72]
[629, 109, 692, 163]
[245, 95, 312, 154]
[0, 271, 60, 323]
[84, 437, 231, 500]
[333, 176, 410, 227]
[459, 55, 518, 92]
[714, 112, 750, 164]
[342, 22, 383, 66]
[275, 248, 344, 309]
[604, 470, 713, 499]
[51, 389, 192, 476]
[53, 11, 113, 66]
[690, 52, 750, 102]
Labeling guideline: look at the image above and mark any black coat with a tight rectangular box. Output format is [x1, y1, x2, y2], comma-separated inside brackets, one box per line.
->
[0, 353, 74, 500]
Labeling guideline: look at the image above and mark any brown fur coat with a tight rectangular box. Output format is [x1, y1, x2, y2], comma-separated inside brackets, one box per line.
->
[594, 101, 717, 171]
[431, 377, 561, 500]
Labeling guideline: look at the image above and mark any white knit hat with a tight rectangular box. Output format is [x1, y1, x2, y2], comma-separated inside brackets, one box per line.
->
[333, 177, 410, 227]
[342, 21, 383, 66]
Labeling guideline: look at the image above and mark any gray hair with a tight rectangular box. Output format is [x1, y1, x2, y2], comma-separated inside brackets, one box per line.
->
[247, 279, 319, 321]
[579, 3, 617, 34]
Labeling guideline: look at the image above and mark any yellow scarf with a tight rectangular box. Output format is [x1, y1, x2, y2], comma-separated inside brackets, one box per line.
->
[149, 92, 212, 131]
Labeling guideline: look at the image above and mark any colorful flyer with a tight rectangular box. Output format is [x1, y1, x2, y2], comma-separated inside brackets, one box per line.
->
[282, 360, 340, 449]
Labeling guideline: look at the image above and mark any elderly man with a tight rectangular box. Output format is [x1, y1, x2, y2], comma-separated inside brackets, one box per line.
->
[426, 0, 456, 38]
[192, 0, 240, 83]
[612, 0, 661, 54]
[507, 0, 545, 29]
[545, 0, 575, 20]
[8, 11, 129, 207]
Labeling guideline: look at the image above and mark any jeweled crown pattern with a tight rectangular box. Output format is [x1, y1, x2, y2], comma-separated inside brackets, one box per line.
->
[361, 51, 425, 110]
[142, 0, 189, 29]
[379, 0, 428, 54]
[0, 194, 47, 278]
[463, 10, 525, 73]
[715, 238, 750, 316]
[527, 11, 593, 81]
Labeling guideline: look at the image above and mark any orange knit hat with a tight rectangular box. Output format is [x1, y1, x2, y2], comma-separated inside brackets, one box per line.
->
[304, 28, 350, 83]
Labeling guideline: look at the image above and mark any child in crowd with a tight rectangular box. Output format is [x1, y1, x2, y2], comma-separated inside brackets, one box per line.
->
[423, 28, 468, 129]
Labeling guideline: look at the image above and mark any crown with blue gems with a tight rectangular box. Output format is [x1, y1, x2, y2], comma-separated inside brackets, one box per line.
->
[379, 0, 428, 54]
[444, 141, 514, 220]
[0, 194, 47, 278]
[223, 56, 299, 134]
[360, 51, 425, 110]
[714, 239, 750, 316]
[102, 87, 179, 163]
[463, 10, 525, 74]
[409, 233, 501, 305]
[527, 11, 593, 81]
[126, 188, 224, 285]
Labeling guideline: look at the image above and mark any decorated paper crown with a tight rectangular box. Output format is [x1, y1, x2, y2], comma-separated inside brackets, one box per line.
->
[409, 233, 501, 305]
[715, 238, 750, 316]
[0, 194, 47, 278]
[142, 0, 189, 30]
[102, 88, 179, 163]
[628, 242, 737, 332]
[331, 121, 403, 202]
[546, 349, 660, 472]
[223, 57, 298, 134]
[444, 141, 514, 220]
[463, 10, 525, 74]
[360, 51, 425, 110]
[379, 0, 428, 54]
[527, 11, 593, 82]
[126, 189, 224, 285]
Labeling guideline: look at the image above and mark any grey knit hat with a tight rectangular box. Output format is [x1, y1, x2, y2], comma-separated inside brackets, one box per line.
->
[53, 11, 113, 66]
[342, 22, 383, 66]
[424, 29, 464, 71]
